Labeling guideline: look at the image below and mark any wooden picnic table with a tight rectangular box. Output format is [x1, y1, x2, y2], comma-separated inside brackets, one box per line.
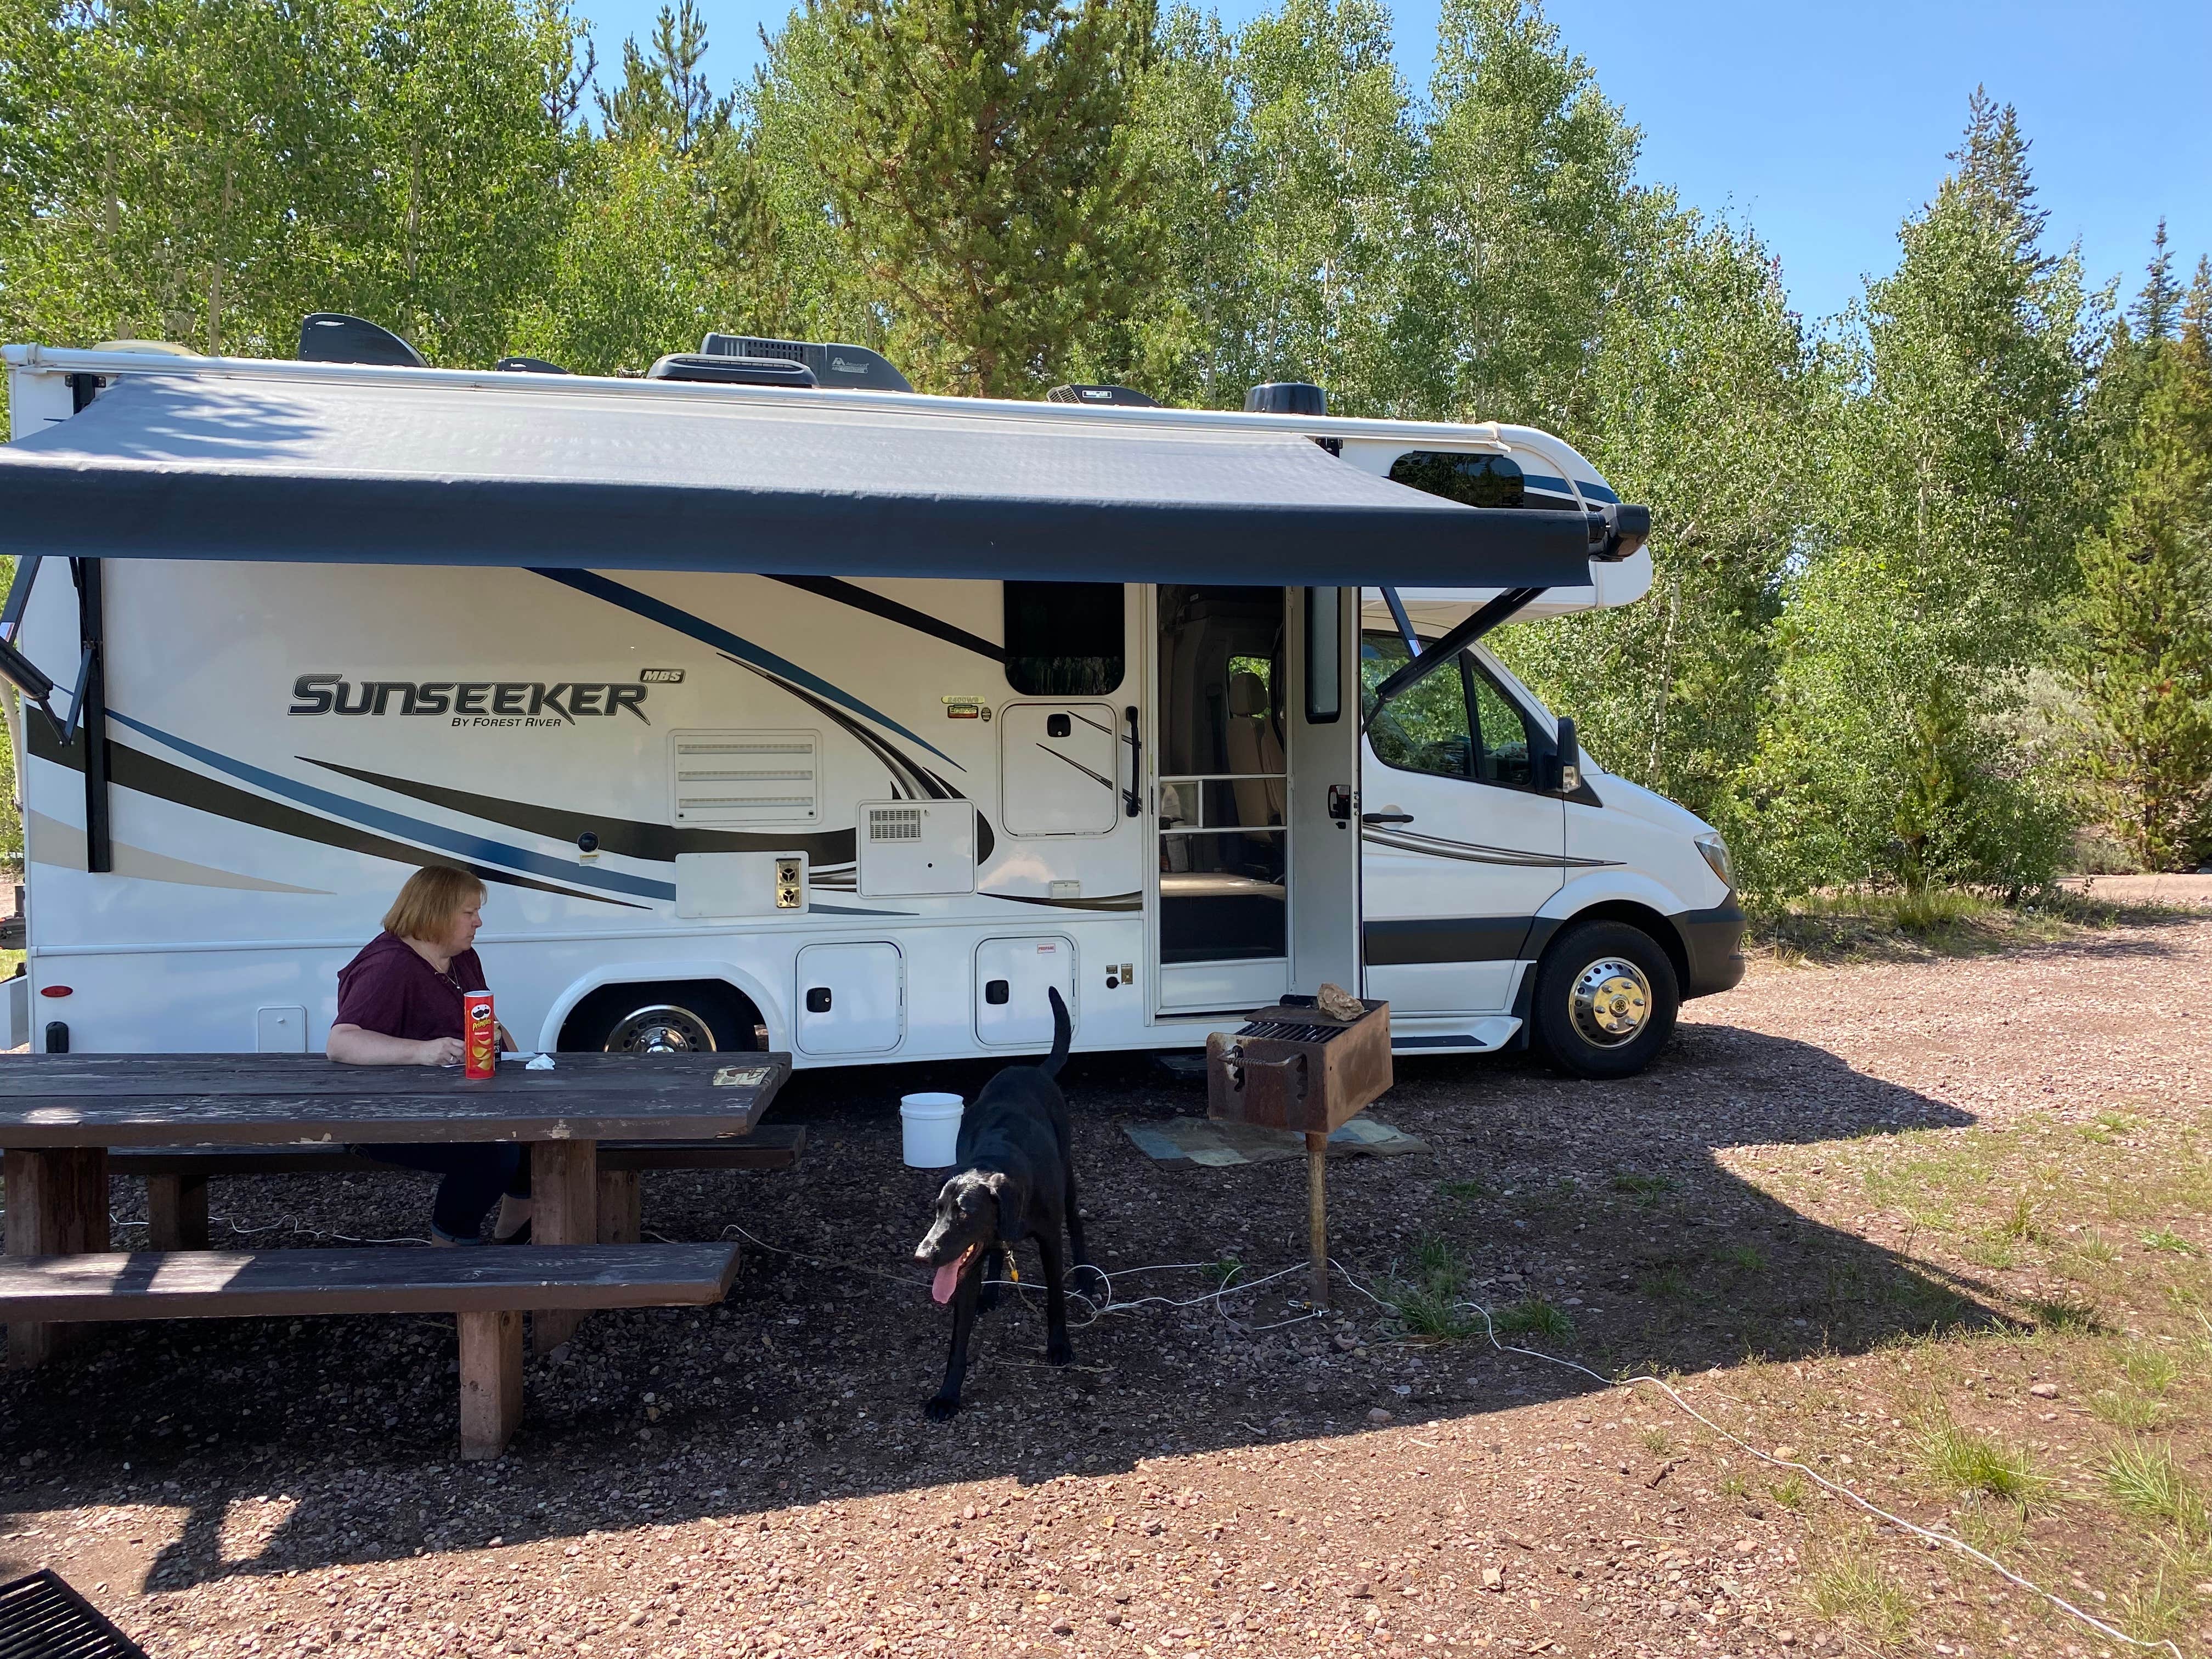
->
[0, 1051, 792, 1364]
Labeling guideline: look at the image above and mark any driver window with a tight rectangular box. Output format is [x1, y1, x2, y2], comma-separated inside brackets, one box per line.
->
[1359, 632, 1537, 789]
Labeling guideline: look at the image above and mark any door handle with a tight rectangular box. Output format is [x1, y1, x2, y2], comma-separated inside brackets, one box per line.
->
[1362, 810, 1414, 826]
[1122, 705, 1142, 817]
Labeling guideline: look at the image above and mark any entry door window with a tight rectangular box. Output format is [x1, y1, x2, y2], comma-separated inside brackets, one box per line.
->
[1156, 586, 1288, 964]
[1360, 633, 1536, 788]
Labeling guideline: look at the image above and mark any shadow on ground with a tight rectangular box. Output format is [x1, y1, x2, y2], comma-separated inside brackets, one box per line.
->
[3, 1019, 1992, 1592]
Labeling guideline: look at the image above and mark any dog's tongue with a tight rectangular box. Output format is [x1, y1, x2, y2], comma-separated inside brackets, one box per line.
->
[931, 1248, 974, 1305]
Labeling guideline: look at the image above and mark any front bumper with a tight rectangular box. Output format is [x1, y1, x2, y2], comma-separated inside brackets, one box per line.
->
[1674, 901, 1746, 997]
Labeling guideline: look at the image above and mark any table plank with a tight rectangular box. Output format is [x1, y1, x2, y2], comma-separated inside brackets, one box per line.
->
[0, 1052, 786, 1100]
[0, 1054, 792, 1148]
[0, 1243, 742, 1318]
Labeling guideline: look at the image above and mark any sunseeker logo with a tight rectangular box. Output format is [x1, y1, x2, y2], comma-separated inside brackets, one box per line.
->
[288, 675, 653, 727]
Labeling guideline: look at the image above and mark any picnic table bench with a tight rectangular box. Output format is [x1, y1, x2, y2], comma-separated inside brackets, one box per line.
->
[0, 1051, 793, 1457]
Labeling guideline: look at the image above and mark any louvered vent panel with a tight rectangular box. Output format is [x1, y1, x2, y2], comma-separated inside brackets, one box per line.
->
[670, 731, 820, 824]
[0, 1569, 149, 1659]
[868, 806, 923, 842]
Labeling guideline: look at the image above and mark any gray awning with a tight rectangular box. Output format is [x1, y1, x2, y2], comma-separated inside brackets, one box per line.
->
[0, 369, 1593, 586]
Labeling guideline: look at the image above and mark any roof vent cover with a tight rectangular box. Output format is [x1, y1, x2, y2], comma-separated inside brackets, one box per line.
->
[648, 354, 817, 388]
[1244, 381, 1327, 416]
[700, 333, 913, 393]
[298, 314, 425, 369]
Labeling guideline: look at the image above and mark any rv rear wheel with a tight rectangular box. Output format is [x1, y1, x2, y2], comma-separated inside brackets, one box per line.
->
[1528, 919, 1678, 1080]
[558, 982, 761, 1053]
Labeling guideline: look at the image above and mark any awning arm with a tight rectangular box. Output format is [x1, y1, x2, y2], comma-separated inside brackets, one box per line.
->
[1365, 586, 1545, 714]
[0, 556, 98, 747]
[1378, 585, 1420, 656]
[1, 555, 40, 644]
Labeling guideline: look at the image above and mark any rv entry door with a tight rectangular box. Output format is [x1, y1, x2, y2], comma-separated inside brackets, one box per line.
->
[1147, 584, 1361, 1014]
[1285, 585, 1362, 998]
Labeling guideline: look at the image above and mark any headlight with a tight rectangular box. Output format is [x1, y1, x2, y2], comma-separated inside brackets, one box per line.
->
[1695, 832, 1733, 889]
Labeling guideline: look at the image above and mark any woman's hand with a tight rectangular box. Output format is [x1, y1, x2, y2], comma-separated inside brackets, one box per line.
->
[415, 1036, 465, 1067]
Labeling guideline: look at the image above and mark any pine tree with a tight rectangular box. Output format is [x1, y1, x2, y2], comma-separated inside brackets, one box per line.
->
[596, 0, 729, 155]
[795, 0, 1156, 396]
[1742, 90, 2096, 894]
[2063, 252, 2212, 869]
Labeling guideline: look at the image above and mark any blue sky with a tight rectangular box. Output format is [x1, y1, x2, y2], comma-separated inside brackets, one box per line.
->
[574, 0, 2210, 325]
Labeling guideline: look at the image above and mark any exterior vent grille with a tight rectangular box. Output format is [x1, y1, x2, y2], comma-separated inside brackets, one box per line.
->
[720, 336, 809, 365]
[868, 806, 923, 842]
[670, 731, 819, 824]
[0, 1568, 149, 1658]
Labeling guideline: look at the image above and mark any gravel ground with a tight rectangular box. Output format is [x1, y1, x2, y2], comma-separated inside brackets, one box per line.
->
[3, 906, 2209, 1659]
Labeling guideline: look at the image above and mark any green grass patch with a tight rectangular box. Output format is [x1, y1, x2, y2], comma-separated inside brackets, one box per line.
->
[2025, 1293, 2104, 1333]
[1489, 1298, 1575, 1341]
[2091, 1390, 2169, 1432]
[1437, 1178, 1496, 1200]
[1383, 1236, 1475, 1341]
[1916, 1418, 2055, 1508]
[1719, 1245, 1768, 1272]
[2103, 1441, 2209, 1541]
[1807, 1544, 1913, 1644]
[2119, 1345, 2182, 1394]
[1770, 1474, 1809, 1509]
[2140, 1228, 2199, 1255]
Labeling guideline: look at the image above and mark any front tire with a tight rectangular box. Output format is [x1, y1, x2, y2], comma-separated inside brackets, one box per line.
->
[558, 982, 761, 1053]
[1528, 919, 1678, 1079]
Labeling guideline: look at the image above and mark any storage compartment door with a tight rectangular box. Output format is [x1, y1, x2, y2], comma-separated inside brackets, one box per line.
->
[975, 935, 1077, 1047]
[1001, 703, 1120, 834]
[794, 941, 905, 1055]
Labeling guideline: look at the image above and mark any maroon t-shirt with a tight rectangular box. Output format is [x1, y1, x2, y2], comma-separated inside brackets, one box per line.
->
[335, 931, 489, 1043]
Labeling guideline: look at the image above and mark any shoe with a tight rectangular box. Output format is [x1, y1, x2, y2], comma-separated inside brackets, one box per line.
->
[428, 1227, 482, 1248]
[493, 1220, 532, 1245]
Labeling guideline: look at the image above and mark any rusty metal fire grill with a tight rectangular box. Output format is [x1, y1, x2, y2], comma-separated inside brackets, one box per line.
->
[1206, 995, 1392, 1306]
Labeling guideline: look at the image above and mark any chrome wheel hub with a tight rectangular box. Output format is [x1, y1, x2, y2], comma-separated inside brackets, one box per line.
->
[1570, 958, 1652, 1047]
[604, 1004, 719, 1053]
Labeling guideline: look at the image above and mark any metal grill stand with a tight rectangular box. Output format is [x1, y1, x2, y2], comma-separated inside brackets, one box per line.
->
[1206, 996, 1391, 1307]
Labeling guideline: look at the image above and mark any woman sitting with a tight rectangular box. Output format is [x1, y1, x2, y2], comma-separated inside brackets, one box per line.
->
[328, 866, 532, 1246]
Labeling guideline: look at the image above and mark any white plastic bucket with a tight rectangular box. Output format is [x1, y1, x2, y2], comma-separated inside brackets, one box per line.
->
[900, 1092, 965, 1169]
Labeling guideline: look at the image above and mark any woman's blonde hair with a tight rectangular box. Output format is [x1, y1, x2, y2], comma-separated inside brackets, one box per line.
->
[382, 866, 486, 942]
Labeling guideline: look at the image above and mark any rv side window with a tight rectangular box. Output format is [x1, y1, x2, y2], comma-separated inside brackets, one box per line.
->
[1004, 582, 1125, 696]
[1359, 632, 1537, 788]
[1387, 450, 1526, 509]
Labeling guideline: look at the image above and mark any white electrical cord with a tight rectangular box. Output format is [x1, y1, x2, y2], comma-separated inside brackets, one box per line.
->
[103, 1199, 2170, 1655]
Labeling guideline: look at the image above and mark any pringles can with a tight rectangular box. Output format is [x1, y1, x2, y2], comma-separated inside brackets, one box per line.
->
[464, 990, 497, 1078]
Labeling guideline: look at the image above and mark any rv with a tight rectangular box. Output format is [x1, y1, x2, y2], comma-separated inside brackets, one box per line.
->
[0, 333, 1741, 1084]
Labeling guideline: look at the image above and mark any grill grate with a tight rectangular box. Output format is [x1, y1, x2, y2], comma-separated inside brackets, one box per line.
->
[1237, 1018, 1352, 1044]
[0, 1570, 148, 1659]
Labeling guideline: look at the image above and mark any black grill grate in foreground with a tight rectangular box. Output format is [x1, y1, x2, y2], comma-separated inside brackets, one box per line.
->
[1236, 1018, 1351, 1045]
[0, 1569, 148, 1659]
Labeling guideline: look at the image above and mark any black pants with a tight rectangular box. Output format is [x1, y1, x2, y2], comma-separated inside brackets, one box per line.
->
[356, 1143, 530, 1241]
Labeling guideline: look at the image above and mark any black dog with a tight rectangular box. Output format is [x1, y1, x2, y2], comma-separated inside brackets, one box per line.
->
[912, 986, 1099, 1419]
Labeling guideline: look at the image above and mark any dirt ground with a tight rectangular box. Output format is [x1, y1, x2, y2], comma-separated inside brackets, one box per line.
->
[4, 902, 2210, 1659]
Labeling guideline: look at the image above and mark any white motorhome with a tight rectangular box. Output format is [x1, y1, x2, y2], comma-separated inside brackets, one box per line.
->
[0, 331, 1740, 1082]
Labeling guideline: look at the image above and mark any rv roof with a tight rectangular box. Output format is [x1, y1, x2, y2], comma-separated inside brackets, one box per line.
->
[0, 348, 1595, 588]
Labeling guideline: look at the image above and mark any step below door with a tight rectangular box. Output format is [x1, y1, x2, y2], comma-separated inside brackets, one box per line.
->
[795, 941, 905, 1056]
[974, 936, 1077, 1048]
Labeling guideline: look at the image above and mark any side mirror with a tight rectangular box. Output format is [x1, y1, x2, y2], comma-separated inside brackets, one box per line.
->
[1553, 716, 1581, 795]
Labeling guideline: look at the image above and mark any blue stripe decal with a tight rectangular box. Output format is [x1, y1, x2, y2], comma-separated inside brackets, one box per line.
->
[106, 712, 676, 901]
[531, 568, 963, 771]
[1574, 478, 1620, 504]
